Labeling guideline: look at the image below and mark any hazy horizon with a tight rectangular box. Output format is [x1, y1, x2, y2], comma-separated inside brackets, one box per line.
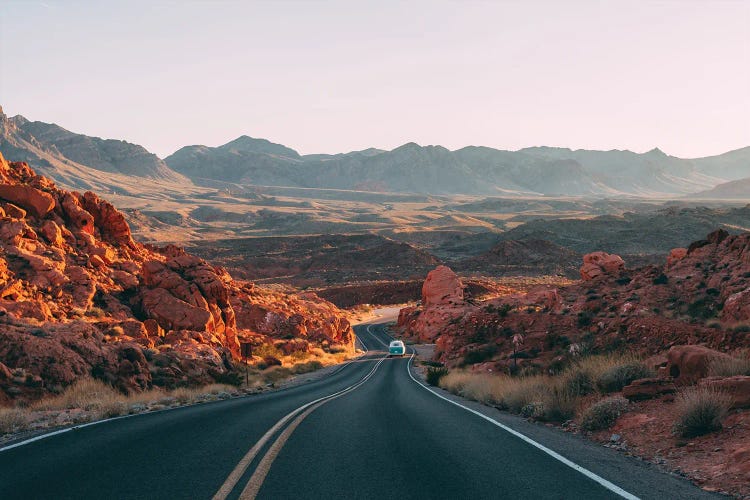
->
[1, 0, 748, 158]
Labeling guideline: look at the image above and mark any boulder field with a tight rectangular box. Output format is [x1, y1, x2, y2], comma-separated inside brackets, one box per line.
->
[0, 151, 353, 403]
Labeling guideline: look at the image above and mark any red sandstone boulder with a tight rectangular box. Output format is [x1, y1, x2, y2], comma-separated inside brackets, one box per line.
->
[666, 247, 687, 267]
[666, 345, 733, 385]
[580, 252, 625, 280]
[422, 265, 463, 307]
[0, 184, 55, 218]
[622, 378, 676, 401]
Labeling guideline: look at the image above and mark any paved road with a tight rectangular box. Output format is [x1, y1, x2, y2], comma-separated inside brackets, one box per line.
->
[0, 322, 718, 500]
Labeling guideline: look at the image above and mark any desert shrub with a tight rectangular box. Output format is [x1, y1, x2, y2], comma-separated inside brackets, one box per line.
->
[462, 345, 497, 366]
[673, 387, 731, 438]
[502, 378, 547, 413]
[262, 366, 292, 384]
[171, 387, 195, 405]
[520, 401, 545, 419]
[426, 366, 449, 386]
[0, 408, 29, 434]
[652, 274, 668, 285]
[421, 360, 444, 368]
[108, 326, 125, 337]
[32, 378, 123, 411]
[97, 400, 128, 418]
[213, 370, 244, 386]
[687, 298, 717, 319]
[292, 360, 323, 374]
[254, 343, 284, 360]
[328, 344, 348, 354]
[562, 370, 595, 397]
[86, 307, 106, 319]
[497, 304, 512, 318]
[708, 355, 750, 377]
[577, 312, 593, 328]
[580, 396, 629, 431]
[596, 362, 653, 393]
[541, 385, 577, 422]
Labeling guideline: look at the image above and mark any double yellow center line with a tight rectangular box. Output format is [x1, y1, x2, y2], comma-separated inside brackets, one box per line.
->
[212, 355, 387, 500]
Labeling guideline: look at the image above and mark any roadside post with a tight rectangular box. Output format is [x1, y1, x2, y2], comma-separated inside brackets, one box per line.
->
[240, 342, 253, 387]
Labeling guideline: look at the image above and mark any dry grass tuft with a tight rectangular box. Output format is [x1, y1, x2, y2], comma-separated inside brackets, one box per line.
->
[0, 407, 29, 434]
[673, 387, 731, 438]
[31, 378, 124, 412]
[708, 355, 750, 377]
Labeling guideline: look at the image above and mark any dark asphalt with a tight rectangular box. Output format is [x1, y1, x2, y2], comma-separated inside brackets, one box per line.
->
[0, 323, 719, 500]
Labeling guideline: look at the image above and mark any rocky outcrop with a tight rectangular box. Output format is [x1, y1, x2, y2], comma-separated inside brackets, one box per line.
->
[622, 378, 676, 401]
[422, 265, 464, 307]
[399, 230, 750, 372]
[580, 251, 625, 280]
[666, 247, 687, 267]
[667, 345, 732, 385]
[0, 151, 353, 402]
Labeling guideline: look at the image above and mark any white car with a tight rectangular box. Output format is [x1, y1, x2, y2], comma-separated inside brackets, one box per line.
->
[388, 340, 406, 357]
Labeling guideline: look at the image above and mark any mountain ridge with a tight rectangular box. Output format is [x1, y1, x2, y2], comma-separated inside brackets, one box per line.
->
[2, 106, 748, 198]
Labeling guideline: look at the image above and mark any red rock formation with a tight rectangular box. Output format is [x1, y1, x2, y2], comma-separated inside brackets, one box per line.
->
[0, 151, 354, 402]
[622, 378, 676, 401]
[666, 247, 687, 267]
[399, 230, 750, 372]
[666, 345, 732, 385]
[422, 265, 464, 307]
[580, 251, 625, 280]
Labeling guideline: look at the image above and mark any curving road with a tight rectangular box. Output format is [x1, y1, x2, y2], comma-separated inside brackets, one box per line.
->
[0, 322, 717, 500]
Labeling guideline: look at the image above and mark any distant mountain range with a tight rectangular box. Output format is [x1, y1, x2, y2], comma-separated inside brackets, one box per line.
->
[2, 106, 749, 198]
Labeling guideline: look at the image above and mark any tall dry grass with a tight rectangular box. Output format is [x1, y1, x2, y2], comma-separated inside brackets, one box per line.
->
[439, 354, 649, 423]
[0, 407, 29, 434]
[673, 387, 731, 437]
[708, 354, 750, 377]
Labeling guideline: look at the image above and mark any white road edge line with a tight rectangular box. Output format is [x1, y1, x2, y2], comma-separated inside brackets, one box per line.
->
[406, 353, 640, 500]
[213, 354, 387, 500]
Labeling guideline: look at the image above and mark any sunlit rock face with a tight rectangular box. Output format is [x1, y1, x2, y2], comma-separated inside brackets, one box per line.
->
[0, 151, 353, 401]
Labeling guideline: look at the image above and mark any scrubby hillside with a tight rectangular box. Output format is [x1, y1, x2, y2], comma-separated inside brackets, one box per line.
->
[0, 151, 353, 403]
[400, 229, 750, 370]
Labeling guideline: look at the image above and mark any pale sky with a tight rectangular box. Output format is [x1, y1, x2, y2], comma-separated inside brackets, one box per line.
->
[1, 0, 748, 159]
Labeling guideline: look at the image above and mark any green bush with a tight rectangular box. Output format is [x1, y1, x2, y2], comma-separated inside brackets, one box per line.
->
[426, 367, 449, 386]
[596, 362, 653, 393]
[673, 387, 730, 438]
[580, 396, 629, 431]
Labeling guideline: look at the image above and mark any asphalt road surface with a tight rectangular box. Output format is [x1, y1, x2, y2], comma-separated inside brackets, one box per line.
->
[0, 322, 719, 500]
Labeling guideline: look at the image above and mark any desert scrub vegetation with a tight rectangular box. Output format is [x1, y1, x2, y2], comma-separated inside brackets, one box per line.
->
[673, 387, 731, 438]
[439, 354, 648, 423]
[596, 361, 653, 393]
[580, 396, 630, 431]
[426, 366, 449, 386]
[0, 407, 29, 434]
